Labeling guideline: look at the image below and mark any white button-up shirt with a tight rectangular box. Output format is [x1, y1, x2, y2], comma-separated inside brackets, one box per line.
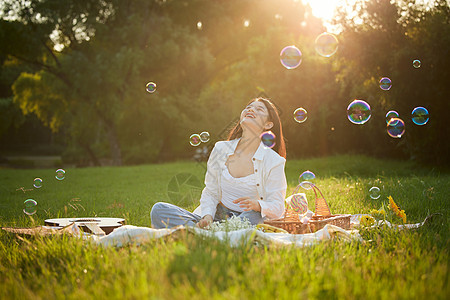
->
[193, 138, 287, 219]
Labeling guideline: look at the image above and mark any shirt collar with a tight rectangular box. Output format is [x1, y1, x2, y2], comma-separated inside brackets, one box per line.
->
[227, 137, 266, 161]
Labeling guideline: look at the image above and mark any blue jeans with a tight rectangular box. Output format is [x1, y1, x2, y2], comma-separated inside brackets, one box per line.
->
[150, 202, 265, 229]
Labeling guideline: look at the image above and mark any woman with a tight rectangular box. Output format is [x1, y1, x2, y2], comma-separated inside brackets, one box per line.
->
[151, 97, 287, 229]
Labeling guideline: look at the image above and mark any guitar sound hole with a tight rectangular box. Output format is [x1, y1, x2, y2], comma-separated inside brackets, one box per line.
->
[71, 219, 100, 223]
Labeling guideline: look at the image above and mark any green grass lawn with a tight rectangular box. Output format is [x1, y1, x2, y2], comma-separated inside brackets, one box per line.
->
[0, 155, 448, 299]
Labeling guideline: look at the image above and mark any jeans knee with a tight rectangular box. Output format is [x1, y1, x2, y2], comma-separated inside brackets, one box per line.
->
[150, 202, 166, 223]
[239, 211, 263, 225]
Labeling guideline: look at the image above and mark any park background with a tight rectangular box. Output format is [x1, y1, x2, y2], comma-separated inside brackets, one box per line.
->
[0, 0, 449, 168]
[0, 1, 449, 299]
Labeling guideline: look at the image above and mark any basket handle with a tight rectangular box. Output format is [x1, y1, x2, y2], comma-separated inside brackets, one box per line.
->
[312, 185, 331, 216]
[285, 183, 332, 219]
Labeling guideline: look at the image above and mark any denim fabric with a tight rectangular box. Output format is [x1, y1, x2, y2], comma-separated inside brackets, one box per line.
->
[150, 202, 265, 229]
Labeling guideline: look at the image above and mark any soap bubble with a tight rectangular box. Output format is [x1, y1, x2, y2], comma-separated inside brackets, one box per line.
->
[23, 199, 37, 215]
[299, 170, 315, 183]
[347, 100, 371, 124]
[379, 77, 392, 91]
[369, 187, 381, 199]
[411, 107, 429, 125]
[413, 59, 421, 68]
[146, 82, 156, 93]
[260, 131, 276, 148]
[385, 110, 399, 124]
[387, 118, 405, 138]
[293, 108, 307, 123]
[280, 46, 302, 69]
[196, 21, 202, 30]
[314, 32, 339, 57]
[199, 131, 210, 143]
[300, 181, 314, 190]
[33, 178, 43, 189]
[55, 169, 65, 180]
[189, 134, 201, 146]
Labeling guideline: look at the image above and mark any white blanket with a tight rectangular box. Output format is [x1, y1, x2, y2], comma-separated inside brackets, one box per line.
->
[92, 224, 361, 248]
[90, 214, 435, 248]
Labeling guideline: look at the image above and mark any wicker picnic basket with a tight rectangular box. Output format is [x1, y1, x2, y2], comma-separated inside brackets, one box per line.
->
[264, 184, 351, 234]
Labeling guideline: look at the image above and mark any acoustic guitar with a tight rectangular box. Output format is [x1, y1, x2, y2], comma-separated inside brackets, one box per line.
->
[45, 217, 125, 235]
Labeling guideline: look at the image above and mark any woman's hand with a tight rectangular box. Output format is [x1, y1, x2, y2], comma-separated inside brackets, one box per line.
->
[197, 215, 213, 228]
[233, 197, 261, 212]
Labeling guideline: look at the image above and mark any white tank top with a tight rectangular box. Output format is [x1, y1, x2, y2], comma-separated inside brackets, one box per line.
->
[220, 167, 259, 212]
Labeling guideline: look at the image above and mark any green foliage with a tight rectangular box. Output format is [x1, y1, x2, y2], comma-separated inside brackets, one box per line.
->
[1, 0, 218, 165]
[0, 156, 448, 299]
[335, 0, 450, 164]
[0, 58, 36, 142]
[12, 71, 67, 131]
[0, 0, 448, 165]
[0, 97, 24, 136]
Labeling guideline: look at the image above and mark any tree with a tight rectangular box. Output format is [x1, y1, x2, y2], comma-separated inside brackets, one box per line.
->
[1, 0, 214, 165]
[334, 0, 450, 164]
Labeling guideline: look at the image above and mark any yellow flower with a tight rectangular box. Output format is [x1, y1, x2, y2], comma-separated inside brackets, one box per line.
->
[397, 210, 407, 223]
[388, 196, 400, 214]
[360, 215, 376, 227]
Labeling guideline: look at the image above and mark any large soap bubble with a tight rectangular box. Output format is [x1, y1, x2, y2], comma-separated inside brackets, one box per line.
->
[411, 107, 429, 125]
[297, 170, 315, 190]
[385, 110, 399, 124]
[379, 77, 392, 91]
[33, 178, 43, 189]
[347, 100, 371, 125]
[55, 169, 65, 180]
[314, 32, 339, 57]
[369, 187, 381, 199]
[299, 170, 316, 182]
[189, 134, 201, 146]
[280, 46, 302, 69]
[387, 118, 405, 138]
[260, 131, 276, 148]
[199, 131, 210, 143]
[23, 199, 37, 215]
[293, 108, 307, 123]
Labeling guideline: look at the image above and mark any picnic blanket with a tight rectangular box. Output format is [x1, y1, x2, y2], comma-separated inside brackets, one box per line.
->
[91, 213, 439, 247]
[91, 223, 362, 248]
[2, 214, 438, 248]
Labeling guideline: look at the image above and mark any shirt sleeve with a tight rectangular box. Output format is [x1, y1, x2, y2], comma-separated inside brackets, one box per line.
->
[198, 143, 222, 218]
[258, 158, 287, 219]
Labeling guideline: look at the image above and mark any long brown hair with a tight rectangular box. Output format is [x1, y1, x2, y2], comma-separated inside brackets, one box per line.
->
[227, 97, 286, 158]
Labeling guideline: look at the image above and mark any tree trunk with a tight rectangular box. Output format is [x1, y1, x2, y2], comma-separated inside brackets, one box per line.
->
[77, 139, 101, 167]
[93, 107, 122, 166]
[103, 119, 122, 166]
[155, 133, 171, 162]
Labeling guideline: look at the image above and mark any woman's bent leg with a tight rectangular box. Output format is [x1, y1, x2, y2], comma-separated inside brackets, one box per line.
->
[150, 202, 202, 229]
[238, 210, 265, 225]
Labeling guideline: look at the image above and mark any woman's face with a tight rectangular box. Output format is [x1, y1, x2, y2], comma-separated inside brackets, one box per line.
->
[240, 101, 272, 133]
